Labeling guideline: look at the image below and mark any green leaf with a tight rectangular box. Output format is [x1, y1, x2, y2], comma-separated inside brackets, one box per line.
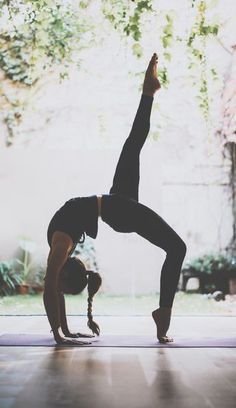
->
[132, 42, 143, 58]
[163, 52, 171, 62]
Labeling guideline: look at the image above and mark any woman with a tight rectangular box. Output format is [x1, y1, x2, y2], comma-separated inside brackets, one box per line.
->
[44, 53, 187, 345]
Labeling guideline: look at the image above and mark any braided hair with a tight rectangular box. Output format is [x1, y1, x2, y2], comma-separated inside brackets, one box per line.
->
[87, 271, 102, 336]
[60, 257, 102, 335]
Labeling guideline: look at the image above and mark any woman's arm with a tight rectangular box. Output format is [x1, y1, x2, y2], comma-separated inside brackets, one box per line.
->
[43, 231, 93, 344]
[59, 291, 71, 336]
[43, 232, 73, 343]
[43, 249, 68, 342]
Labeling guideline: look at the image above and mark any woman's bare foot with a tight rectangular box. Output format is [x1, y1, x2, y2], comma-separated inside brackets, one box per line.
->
[143, 53, 161, 97]
[152, 307, 173, 343]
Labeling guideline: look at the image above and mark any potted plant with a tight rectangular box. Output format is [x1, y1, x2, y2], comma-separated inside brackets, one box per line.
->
[182, 253, 236, 294]
[0, 259, 23, 296]
[31, 266, 46, 294]
[15, 237, 36, 294]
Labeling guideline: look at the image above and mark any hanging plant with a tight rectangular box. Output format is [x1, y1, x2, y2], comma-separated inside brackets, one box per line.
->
[0, 0, 92, 143]
[185, 0, 219, 123]
[102, 0, 153, 58]
[102, 0, 221, 120]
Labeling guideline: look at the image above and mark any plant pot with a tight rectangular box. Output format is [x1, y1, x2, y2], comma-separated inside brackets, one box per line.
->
[229, 278, 236, 295]
[16, 284, 29, 295]
[32, 286, 44, 294]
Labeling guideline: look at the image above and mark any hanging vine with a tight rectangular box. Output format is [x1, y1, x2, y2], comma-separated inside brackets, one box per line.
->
[186, 0, 219, 123]
[0, 0, 93, 144]
[102, 0, 221, 121]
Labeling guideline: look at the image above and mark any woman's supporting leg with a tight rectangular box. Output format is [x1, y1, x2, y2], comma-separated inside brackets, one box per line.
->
[132, 201, 187, 341]
[103, 196, 186, 341]
[133, 202, 187, 307]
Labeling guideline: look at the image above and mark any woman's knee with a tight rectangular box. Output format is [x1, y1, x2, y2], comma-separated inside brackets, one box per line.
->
[168, 236, 187, 260]
[178, 238, 187, 259]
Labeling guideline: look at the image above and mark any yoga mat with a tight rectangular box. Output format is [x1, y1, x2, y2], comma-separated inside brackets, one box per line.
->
[0, 334, 236, 348]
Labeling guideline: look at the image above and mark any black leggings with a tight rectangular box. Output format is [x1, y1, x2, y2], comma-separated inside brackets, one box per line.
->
[101, 94, 187, 308]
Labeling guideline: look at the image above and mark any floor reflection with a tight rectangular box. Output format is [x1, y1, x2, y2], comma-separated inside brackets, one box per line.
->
[2, 347, 235, 408]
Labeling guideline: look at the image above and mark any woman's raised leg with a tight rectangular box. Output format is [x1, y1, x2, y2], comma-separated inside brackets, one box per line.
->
[109, 53, 160, 201]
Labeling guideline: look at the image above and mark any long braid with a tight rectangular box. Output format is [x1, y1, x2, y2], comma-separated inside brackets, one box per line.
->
[87, 271, 102, 336]
[87, 295, 93, 325]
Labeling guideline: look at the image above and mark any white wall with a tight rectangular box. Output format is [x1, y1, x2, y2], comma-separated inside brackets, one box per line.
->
[0, 137, 232, 294]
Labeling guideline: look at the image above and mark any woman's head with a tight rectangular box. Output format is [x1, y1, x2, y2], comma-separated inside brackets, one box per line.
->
[60, 257, 87, 295]
[60, 257, 102, 335]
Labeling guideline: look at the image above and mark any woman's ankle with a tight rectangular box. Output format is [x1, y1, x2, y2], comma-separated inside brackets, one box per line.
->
[158, 307, 172, 314]
[142, 91, 155, 98]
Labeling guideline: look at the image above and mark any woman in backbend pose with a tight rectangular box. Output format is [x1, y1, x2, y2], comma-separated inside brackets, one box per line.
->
[44, 53, 187, 345]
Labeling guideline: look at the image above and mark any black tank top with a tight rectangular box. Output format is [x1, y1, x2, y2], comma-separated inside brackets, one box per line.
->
[47, 195, 98, 246]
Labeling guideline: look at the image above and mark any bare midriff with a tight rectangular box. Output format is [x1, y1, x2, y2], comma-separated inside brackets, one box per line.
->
[97, 195, 102, 218]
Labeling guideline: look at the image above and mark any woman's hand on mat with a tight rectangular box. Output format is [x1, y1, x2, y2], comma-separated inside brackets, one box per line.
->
[53, 327, 92, 345]
[63, 331, 95, 339]
[56, 336, 92, 346]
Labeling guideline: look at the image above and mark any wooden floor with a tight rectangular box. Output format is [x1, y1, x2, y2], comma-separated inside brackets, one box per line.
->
[1, 315, 236, 408]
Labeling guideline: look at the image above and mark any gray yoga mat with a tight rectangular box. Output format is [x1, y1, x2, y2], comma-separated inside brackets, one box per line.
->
[0, 334, 236, 348]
